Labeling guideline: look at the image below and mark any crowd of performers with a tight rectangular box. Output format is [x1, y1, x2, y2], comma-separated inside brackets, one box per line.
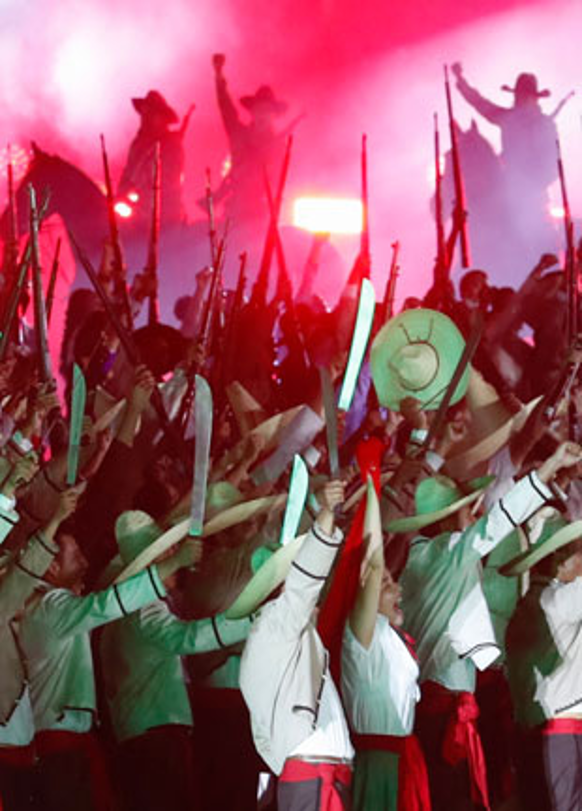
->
[0, 58, 581, 812]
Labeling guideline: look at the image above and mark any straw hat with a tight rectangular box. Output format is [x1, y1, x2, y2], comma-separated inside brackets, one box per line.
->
[371, 309, 470, 411]
[499, 517, 581, 577]
[132, 90, 178, 123]
[445, 369, 543, 478]
[386, 474, 495, 534]
[107, 494, 287, 585]
[240, 85, 287, 115]
[225, 534, 306, 619]
[501, 73, 550, 99]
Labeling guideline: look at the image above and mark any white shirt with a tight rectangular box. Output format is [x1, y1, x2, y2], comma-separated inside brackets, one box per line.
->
[0, 689, 35, 747]
[290, 667, 354, 761]
[341, 615, 419, 737]
[536, 576, 582, 718]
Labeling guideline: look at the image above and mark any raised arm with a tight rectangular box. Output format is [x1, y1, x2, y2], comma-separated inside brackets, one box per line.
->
[451, 62, 507, 125]
[212, 53, 244, 142]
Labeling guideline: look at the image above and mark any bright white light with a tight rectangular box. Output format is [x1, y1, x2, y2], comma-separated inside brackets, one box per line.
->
[293, 197, 363, 235]
[127, 191, 140, 203]
[549, 205, 566, 219]
[114, 201, 133, 218]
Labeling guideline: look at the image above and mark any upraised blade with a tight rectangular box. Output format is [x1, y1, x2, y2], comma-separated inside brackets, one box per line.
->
[279, 454, 309, 547]
[66, 364, 87, 486]
[319, 366, 339, 477]
[338, 277, 376, 412]
[189, 375, 213, 537]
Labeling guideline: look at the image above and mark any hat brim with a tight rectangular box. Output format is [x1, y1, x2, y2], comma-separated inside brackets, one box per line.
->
[132, 97, 178, 123]
[386, 475, 495, 534]
[219, 406, 304, 470]
[499, 520, 582, 576]
[225, 534, 306, 619]
[110, 494, 287, 585]
[446, 396, 543, 478]
[240, 95, 287, 115]
[371, 309, 470, 411]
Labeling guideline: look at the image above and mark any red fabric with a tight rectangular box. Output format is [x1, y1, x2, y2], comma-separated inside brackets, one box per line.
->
[318, 437, 384, 682]
[0, 742, 36, 768]
[280, 758, 352, 811]
[542, 718, 582, 736]
[418, 681, 490, 810]
[35, 730, 116, 810]
[352, 732, 432, 810]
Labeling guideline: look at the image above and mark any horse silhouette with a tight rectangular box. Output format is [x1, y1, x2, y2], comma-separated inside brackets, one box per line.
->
[0, 142, 109, 264]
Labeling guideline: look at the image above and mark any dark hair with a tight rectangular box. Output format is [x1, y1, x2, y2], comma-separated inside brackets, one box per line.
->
[532, 538, 582, 578]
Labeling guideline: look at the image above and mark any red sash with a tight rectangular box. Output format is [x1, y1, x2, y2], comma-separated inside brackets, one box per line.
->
[418, 681, 490, 810]
[352, 732, 432, 810]
[542, 718, 582, 736]
[0, 742, 36, 768]
[35, 730, 115, 810]
[280, 758, 352, 811]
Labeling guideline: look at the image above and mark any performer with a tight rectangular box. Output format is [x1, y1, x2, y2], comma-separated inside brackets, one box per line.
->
[238, 480, 354, 811]
[18, 514, 201, 810]
[504, 515, 582, 812]
[388, 440, 581, 810]
[341, 516, 431, 810]
[118, 89, 193, 225]
[99, 510, 252, 811]
[451, 63, 561, 269]
[211, 53, 289, 223]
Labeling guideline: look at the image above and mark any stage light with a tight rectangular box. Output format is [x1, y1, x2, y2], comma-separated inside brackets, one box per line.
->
[293, 197, 363, 235]
[127, 191, 140, 203]
[114, 201, 133, 218]
[549, 205, 566, 219]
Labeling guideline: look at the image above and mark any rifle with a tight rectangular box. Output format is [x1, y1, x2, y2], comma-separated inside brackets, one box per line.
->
[220, 250, 248, 388]
[144, 141, 161, 326]
[1, 146, 19, 292]
[250, 135, 293, 310]
[360, 133, 371, 277]
[433, 113, 448, 287]
[46, 237, 61, 326]
[28, 185, 54, 385]
[204, 167, 219, 269]
[556, 137, 579, 345]
[379, 240, 400, 326]
[444, 65, 471, 269]
[100, 133, 134, 330]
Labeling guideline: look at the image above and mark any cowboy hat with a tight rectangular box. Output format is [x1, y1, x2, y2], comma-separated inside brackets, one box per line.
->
[445, 369, 543, 478]
[107, 494, 287, 585]
[131, 90, 179, 123]
[371, 309, 470, 411]
[240, 85, 287, 115]
[225, 534, 306, 619]
[499, 517, 581, 577]
[501, 73, 550, 99]
[386, 474, 495, 534]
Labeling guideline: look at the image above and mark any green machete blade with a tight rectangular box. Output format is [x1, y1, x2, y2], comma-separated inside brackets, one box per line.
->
[66, 364, 87, 486]
[189, 375, 213, 537]
[338, 277, 376, 412]
[279, 454, 309, 547]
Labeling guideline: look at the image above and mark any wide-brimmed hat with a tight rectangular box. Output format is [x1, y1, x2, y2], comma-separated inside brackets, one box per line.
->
[500, 517, 581, 576]
[445, 370, 543, 478]
[132, 323, 186, 378]
[371, 309, 470, 411]
[240, 85, 287, 115]
[386, 474, 495, 534]
[219, 405, 304, 471]
[106, 494, 287, 585]
[225, 533, 306, 619]
[132, 90, 178, 123]
[501, 73, 550, 99]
